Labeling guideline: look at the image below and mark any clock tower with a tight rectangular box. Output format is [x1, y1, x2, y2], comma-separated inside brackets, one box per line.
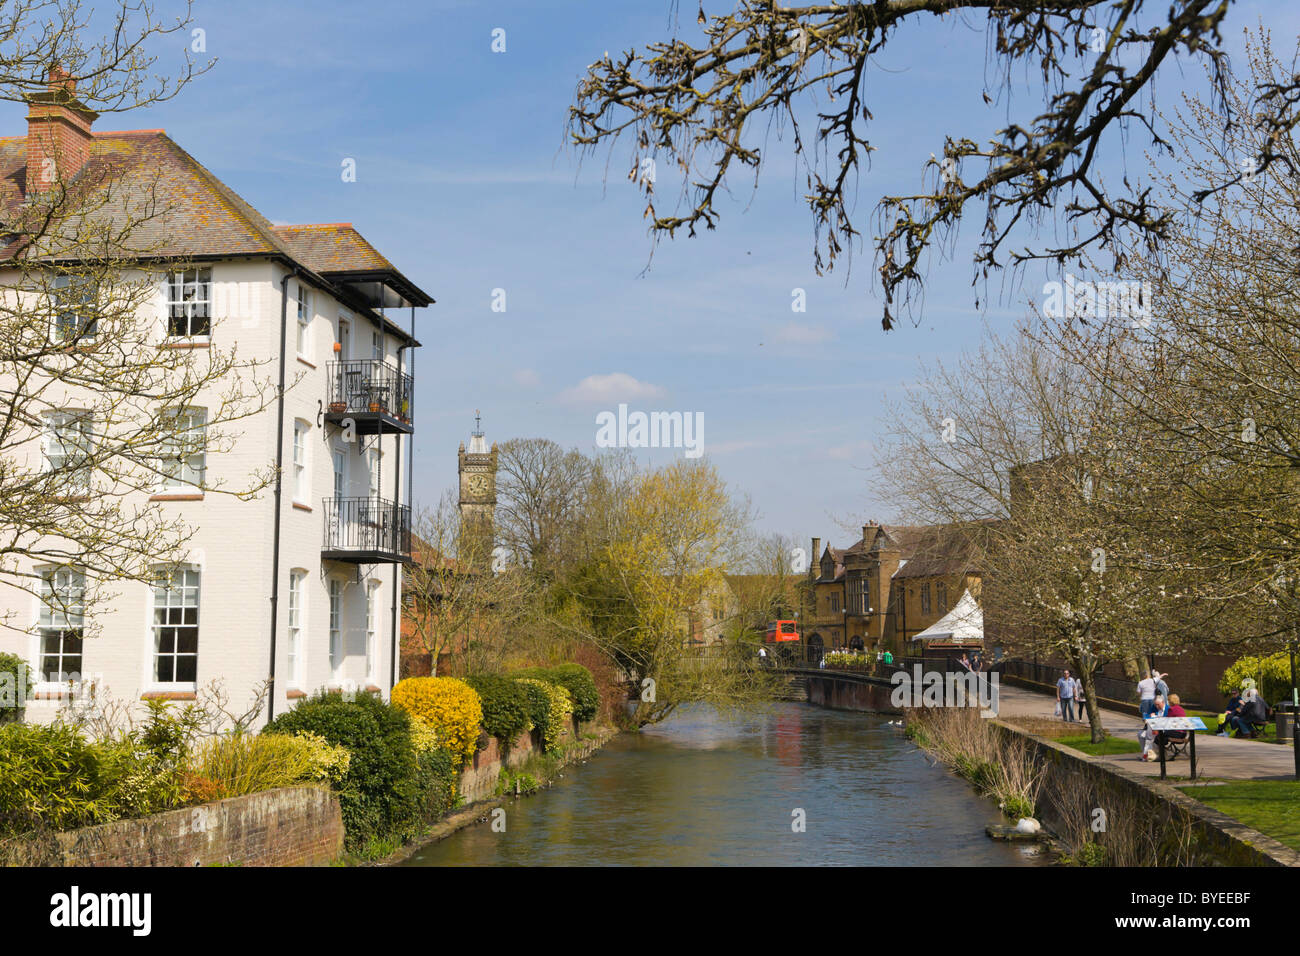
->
[457, 411, 498, 565]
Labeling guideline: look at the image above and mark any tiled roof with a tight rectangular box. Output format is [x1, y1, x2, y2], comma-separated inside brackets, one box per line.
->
[0, 131, 294, 259]
[272, 223, 394, 274]
[0, 130, 429, 327]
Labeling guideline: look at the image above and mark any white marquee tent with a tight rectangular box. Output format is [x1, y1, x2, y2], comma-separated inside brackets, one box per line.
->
[913, 588, 984, 647]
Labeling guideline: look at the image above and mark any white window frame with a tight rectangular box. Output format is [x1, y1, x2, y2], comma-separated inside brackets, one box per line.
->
[332, 446, 346, 499]
[292, 419, 309, 504]
[159, 407, 206, 491]
[149, 565, 200, 690]
[287, 570, 305, 689]
[371, 330, 383, 363]
[165, 268, 212, 339]
[42, 410, 93, 495]
[364, 580, 379, 682]
[367, 447, 380, 500]
[328, 578, 343, 682]
[35, 565, 85, 687]
[53, 274, 98, 343]
[296, 283, 311, 358]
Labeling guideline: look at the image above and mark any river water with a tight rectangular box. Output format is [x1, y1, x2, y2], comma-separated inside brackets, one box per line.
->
[399, 703, 1050, 866]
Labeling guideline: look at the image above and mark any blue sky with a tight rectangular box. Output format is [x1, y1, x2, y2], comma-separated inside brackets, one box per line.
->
[5, 0, 1294, 547]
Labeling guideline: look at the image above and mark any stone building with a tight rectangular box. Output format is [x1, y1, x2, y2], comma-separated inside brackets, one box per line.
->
[806, 523, 983, 656]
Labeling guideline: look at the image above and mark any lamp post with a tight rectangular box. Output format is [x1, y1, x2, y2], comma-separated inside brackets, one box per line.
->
[1291, 635, 1299, 780]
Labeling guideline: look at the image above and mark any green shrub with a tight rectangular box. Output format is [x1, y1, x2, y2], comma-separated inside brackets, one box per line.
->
[514, 663, 598, 723]
[516, 678, 573, 751]
[390, 677, 481, 766]
[0, 652, 32, 725]
[1072, 841, 1109, 867]
[1219, 653, 1293, 706]
[0, 722, 182, 835]
[263, 692, 422, 851]
[463, 675, 532, 744]
[184, 732, 341, 800]
[517, 680, 551, 738]
[415, 747, 459, 820]
[548, 664, 599, 722]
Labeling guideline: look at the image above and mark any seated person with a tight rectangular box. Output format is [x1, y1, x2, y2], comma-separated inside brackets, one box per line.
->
[1233, 694, 1270, 738]
[1156, 694, 1189, 751]
[1217, 692, 1242, 736]
[1139, 696, 1169, 761]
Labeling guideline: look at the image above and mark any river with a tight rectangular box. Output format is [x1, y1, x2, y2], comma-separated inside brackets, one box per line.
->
[399, 702, 1051, 866]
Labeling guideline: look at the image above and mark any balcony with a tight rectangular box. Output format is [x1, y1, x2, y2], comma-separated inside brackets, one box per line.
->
[325, 360, 413, 435]
[321, 496, 413, 564]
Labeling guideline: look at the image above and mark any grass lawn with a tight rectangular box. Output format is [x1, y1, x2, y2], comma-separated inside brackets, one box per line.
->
[1182, 781, 1300, 852]
[1057, 733, 1142, 757]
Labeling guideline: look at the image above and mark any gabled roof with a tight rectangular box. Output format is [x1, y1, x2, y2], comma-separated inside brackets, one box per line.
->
[0, 129, 428, 341]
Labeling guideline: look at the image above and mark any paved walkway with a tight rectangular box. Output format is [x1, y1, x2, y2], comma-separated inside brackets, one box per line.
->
[995, 684, 1298, 782]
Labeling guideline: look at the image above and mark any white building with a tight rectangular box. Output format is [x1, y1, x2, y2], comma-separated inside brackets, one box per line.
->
[0, 72, 431, 726]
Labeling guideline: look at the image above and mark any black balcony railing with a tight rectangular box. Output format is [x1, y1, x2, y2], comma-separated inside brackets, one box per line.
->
[321, 496, 412, 563]
[326, 360, 414, 428]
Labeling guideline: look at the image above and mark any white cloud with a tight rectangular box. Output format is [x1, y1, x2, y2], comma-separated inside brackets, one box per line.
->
[773, 322, 832, 345]
[513, 368, 541, 387]
[558, 372, 666, 405]
[827, 440, 873, 461]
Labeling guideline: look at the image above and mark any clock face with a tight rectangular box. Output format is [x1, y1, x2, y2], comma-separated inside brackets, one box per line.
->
[467, 473, 490, 496]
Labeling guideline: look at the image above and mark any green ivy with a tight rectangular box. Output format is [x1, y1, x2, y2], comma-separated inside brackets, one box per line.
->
[462, 675, 532, 744]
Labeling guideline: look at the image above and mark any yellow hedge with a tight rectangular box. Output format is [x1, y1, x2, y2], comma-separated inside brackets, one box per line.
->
[517, 678, 573, 751]
[391, 677, 482, 766]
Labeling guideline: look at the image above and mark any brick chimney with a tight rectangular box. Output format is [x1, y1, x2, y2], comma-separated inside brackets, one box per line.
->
[810, 537, 821, 570]
[25, 65, 98, 195]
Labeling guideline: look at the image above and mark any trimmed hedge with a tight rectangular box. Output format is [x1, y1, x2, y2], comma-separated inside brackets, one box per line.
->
[515, 664, 599, 722]
[516, 678, 572, 751]
[263, 691, 422, 852]
[462, 675, 532, 744]
[391, 677, 481, 766]
[517, 680, 551, 739]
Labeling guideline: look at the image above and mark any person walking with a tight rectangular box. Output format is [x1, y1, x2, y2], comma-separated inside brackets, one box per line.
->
[1153, 670, 1170, 702]
[1057, 669, 1076, 721]
[1137, 670, 1157, 719]
[1073, 674, 1086, 722]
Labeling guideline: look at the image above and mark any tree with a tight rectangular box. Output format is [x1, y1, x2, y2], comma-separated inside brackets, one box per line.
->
[1057, 30, 1300, 683]
[557, 456, 776, 726]
[494, 437, 592, 578]
[874, 323, 1190, 741]
[0, 4, 274, 638]
[402, 493, 536, 677]
[567, 1, 1281, 329]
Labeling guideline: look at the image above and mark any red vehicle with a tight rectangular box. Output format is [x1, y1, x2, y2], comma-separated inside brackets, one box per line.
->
[764, 620, 800, 643]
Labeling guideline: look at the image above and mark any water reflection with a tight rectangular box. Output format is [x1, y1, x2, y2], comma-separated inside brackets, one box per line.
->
[400, 703, 1050, 867]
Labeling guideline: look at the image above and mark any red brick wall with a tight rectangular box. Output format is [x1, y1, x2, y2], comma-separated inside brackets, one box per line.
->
[0, 786, 343, 867]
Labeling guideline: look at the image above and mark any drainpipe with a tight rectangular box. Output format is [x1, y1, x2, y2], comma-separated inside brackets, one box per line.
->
[267, 265, 302, 723]
[390, 334, 406, 695]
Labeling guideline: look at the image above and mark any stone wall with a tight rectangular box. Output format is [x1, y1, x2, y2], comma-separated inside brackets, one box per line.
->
[805, 672, 901, 714]
[0, 785, 343, 867]
[990, 719, 1300, 867]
